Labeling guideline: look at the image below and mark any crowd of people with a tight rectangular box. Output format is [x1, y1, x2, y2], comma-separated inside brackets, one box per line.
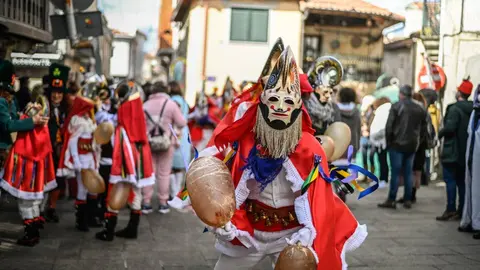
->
[1, 35, 480, 269]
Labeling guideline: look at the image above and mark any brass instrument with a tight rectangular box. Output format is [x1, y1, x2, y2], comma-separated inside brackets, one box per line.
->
[307, 56, 344, 90]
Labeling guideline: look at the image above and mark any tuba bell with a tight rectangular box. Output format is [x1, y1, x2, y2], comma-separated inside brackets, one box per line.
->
[25, 84, 50, 117]
[307, 56, 344, 90]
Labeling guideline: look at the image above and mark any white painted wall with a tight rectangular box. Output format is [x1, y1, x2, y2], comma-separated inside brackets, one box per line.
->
[184, 4, 302, 107]
[463, 0, 480, 32]
[404, 8, 423, 37]
[185, 6, 207, 107]
[110, 40, 130, 77]
[439, 0, 480, 108]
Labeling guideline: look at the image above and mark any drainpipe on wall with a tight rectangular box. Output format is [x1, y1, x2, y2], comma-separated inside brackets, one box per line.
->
[201, 3, 209, 94]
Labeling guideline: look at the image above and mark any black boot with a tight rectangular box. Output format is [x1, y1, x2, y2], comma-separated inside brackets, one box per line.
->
[87, 197, 102, 228]
[75, 201, 89, 232]
[412, 188, 417, 203]
[474, 231, 480, 240]
[115, 211, 140, 239]
[96, 212, 117, 241]
[34, 216, 45, 230]
[45, 208, 59, 223]
[17, 219, 39, 246]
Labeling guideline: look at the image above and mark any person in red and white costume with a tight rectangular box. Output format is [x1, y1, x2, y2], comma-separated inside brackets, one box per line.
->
[176, 38, 367, 269]
[0, 91, 56, 247]
[95, 81, 154, 241]
[57, 85, 101, 232]
[188, 91, 222, 151]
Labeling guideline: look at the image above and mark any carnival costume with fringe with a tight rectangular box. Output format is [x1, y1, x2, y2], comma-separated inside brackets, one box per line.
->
[172, 39, 367, 269]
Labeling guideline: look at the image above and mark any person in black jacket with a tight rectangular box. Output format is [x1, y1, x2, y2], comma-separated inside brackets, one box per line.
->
[378, 85, 428, 209]
[436, 79, 473, 221]
[43, 64, 70, 223]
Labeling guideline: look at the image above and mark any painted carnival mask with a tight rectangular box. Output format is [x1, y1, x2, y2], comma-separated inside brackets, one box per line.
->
[317, 85, 333, 103]
[255, 45, 303, 158]
[259, 47, 302, 130]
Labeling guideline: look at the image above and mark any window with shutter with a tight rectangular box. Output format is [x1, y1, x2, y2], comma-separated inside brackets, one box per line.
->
[230, 8, 269, 42]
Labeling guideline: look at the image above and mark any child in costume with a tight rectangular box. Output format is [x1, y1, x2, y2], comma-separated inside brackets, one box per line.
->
[0, 60, 55, 246]
[57, 80, 101, 231]
[95, 82, 154, 241]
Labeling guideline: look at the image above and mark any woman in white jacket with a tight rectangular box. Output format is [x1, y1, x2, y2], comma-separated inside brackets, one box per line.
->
[369, 97, 392, 187]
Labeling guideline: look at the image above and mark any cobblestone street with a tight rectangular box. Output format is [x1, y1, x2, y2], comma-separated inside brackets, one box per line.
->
[1, 184, 479, 270]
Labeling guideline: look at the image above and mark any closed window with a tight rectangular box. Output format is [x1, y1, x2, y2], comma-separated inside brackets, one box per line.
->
[230, 8, 269, 42]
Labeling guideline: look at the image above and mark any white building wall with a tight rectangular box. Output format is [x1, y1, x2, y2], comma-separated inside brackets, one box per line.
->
[439, 0, 480, 108]
[185, 6, 207, 107]
[404, 8, 423, 37]
[204, 7, 302, 95]
[185, 4, 302, 107]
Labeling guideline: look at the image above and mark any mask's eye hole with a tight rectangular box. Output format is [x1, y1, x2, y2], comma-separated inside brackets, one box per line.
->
[285, 99, 294, 105]
[268, 97, 279, 102]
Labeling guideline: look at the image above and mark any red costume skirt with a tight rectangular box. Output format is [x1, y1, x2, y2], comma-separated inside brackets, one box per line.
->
[0, 150, 57, 200]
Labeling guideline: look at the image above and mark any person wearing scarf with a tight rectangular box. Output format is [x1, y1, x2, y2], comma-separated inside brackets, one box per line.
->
[0, 60, 53, 246]
[460, 84, 480, 239]
[95, 82, 154, 241]
[57, 91, 101, 232]
[172, 39, 367, 269]
[303, 59, 342, 136]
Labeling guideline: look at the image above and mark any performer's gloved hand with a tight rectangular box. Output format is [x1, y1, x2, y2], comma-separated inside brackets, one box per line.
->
[287, 227, 319, 263]
[213, 221, 237, 242]
[287, 227, 315, 247]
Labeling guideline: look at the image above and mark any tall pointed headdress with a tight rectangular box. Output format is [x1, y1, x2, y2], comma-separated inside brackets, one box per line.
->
[259, 46, 302, 130]
[259, 38, 285, 84]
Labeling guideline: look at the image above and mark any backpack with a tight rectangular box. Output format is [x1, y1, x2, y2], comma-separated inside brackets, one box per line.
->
[145, 100, 171, 153]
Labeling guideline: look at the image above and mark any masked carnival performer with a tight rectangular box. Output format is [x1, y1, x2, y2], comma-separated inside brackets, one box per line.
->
[0, 60, 55, 246]
[43, 64, 70, 223]
[185, 40, 367, 269]
[94, 83, 117, 221]
[303, 57, 343, 135]
[217, 77, 237, 118]
[57, 78, 102, 231]
[188, 91, 222, 150]
[461, 85, 480, 239]
[95, 82, 154, 241]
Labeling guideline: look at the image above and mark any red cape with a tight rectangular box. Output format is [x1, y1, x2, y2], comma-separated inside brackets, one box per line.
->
[14, 115, 52, 161]
[110, 96, 154, 187]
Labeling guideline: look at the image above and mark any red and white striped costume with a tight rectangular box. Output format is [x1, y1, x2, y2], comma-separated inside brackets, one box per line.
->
[1, 115, 57, 200]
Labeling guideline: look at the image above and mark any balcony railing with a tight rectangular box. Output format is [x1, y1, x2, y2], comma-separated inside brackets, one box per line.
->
[0, 0, 52, 43]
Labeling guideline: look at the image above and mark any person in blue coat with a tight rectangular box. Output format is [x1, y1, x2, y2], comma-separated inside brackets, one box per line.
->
[168, 81, 191, 204]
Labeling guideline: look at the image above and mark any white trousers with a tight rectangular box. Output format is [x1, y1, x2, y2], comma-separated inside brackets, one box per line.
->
[76, 170, 97, 201]
[214, 228, 299, 270]
[18, 199, 42, 220]
[214, 252, 278, 270]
